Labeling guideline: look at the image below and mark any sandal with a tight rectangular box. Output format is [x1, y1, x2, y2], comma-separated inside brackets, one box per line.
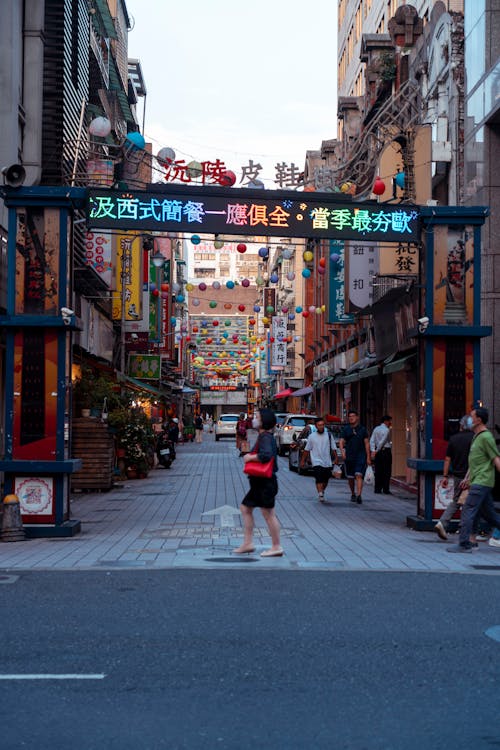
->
[260, 548, 284, 557]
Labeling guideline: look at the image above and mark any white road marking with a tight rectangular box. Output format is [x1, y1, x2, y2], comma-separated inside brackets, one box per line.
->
[0, 674, 105, 680]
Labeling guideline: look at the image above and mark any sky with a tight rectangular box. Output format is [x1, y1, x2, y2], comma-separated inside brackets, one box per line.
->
[125, 0, 338, 188]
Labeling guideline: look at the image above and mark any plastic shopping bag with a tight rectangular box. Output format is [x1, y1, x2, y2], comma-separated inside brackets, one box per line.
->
[364, 465, 374, 485]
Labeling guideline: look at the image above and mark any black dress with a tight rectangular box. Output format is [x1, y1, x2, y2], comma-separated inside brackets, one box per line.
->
[242, 431, 279, 509]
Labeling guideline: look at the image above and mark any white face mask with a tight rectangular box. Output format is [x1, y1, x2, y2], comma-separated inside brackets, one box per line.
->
[466, 416, 473, 429]
[252, 417, 260, 429]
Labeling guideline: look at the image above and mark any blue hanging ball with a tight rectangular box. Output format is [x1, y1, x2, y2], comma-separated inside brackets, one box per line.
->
[394, 171, 405, 189]
[270, 273, 279, 283]
[226, 280, 235, 289]
[170, 316, 177, 325]
[126, 131, 146, 150]
[295, 306, 303, 314]
[191, 234, 201, 245]
[288, 313, 295, 320]
[302, 268, 311, 278]
[258, 247, 269, 258]
[176, 294, 185, 303]
[149, 282, 156, 292]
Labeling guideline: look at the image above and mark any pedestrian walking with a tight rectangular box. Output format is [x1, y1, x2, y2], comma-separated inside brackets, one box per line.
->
[301, 416, 338, 502]
[435, 415, 473, 540]
[194, 414, 204, 443]
[236, 412, 247, 453]
[369, 415, 393, 494]
[447, 406, 500, 553]
[234, 408, 283, 558]
[339, 409, 372, 505]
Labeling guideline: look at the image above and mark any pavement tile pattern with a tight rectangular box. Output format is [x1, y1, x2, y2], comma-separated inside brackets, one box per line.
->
[1, 433, 500, 573]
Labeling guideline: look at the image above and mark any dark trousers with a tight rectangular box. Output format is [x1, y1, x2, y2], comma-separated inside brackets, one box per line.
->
[459, 484, 500, 545]
[374, 449, 392, 493]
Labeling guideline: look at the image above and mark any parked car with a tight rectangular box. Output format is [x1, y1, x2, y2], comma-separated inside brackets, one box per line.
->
[275, 414, 317, 456]
[288, 421, 345, 474]
[275, 412, 289, 427]
[214, 413, 239, 441]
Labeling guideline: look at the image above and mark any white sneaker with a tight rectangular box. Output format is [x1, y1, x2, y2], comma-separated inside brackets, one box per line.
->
[488, 537, 500, 547]
[435, 521, 447, 541]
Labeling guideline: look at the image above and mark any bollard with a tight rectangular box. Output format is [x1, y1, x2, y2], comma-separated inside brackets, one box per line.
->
[1, 494, 26, 542]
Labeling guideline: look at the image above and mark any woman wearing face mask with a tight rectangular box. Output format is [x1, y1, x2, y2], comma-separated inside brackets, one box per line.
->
[234, 408, 283, 557]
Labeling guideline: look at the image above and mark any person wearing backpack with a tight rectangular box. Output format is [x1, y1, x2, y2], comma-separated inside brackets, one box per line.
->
[301, 416, 339, 503]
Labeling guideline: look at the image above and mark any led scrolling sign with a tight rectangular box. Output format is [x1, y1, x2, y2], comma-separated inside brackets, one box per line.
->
[87, 188, 420, 242]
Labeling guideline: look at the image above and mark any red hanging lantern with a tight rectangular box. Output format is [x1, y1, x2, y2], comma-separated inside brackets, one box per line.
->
[212, 320, 219, 326]
[302, 310, 309, 318]
[373, 176, 386, 196]
[238, 304, 246, 312]
[319, 257, 326, 268]
[237, 243, 247, 254]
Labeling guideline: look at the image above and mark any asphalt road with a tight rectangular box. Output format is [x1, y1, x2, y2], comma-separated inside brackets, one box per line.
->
[2, 569, 500, 749]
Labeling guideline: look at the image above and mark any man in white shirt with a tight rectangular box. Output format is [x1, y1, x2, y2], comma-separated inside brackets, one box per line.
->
[301, 417, 338, 502]
[369, 414, 392, 494]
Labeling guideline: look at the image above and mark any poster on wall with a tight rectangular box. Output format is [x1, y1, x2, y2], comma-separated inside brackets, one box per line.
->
[328, 239, 354, 324]
[433, 225, 474, 326]
[346, 240, 379, 313]
[15, 477, 54, 517]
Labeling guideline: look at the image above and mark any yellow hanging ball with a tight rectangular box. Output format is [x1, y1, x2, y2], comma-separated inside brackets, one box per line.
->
[303, 250, 314, 262]
[321, 304, 326, 312]
[185, 283, 193, 292]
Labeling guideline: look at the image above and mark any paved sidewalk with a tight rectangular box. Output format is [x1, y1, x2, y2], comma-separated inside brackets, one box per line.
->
[1, 435, 500, 572]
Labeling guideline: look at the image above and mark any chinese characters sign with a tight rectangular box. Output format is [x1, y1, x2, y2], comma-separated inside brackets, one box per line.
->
[271, 316, 288, 369]
[88, 187, 420, 242]
[112, 233, 143, 321]
[328, 240, 354, 324]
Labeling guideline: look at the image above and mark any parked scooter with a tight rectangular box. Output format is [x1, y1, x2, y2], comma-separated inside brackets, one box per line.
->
[156, 430, 175, 469]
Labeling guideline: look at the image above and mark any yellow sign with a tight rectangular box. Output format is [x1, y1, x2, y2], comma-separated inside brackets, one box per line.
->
[112, 233, 143, 320]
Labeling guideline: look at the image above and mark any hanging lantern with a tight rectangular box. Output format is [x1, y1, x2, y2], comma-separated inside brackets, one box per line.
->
[270, 272, 279, 283]
[308, 305, 316, 313]
[288, 313, 295, 320]
[175, 293, 185, 303]
[281, 306, 288, 314]
[394, 171, 405, 189]
[241, 278, 250, 287]
[157, 146, 176, 166]
[192, 298, 200, 307]
[198, 282, 207, 291]
[266, 305, 274, 314]
[160, 282, 169, 292]
[330, 253, 340, 263]
[302, 268, 311, 278]
[185, 282, 193, 292]
[226, 280, 235, 289]
[191, 234, 201, 245]
[225, 319, 231, 326]
[125, 131, 145, 150]
[237, 243, 247, 254]
[282, 248, 293, 260]
[209, 300, 217, 308]
[170, 316, 177, 325]
[318, 266, 326, 275]
[303, 250, 314, 262]
[249, 318, 256, 325]
[302, 310, 310, 318]
[212, 320, 219, 326]
[286, 271, 295, 282]
[262, 317, 269, 325]
[258, 247, 269, 258]
[192, 326, 199, 333]
[212, 281, 221, 290]
[315, 307, 322, 315]
[224, 303, 232, 310]
[256, 276, 265, 286]
[373, 176, 386, 195]
[220, 170, 236, 187]
[152, 289, 159, 297]
[187, 160, 202, 179]
[172, 282, 181, 293]
[295, 306, 303, 313]
[206, 337, 213, 344]
[214, 239, 225, 249]
[89, 116, 111, 138]
[149, 282, 157, 292]
[340, 181, 352, 194]
[253, 305, 261, 312]
[238, 304, 246, 312]
[319, 257, 326, 268]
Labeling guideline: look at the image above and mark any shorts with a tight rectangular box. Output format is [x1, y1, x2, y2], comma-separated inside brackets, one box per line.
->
[313, 465, 332, 486]
[345, 455, 367, 479]
[242, 476, 278, 509]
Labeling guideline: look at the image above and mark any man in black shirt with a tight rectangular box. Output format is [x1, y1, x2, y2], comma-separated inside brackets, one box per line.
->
[435, 415, 474, 540]
[339, 409, 372, 504]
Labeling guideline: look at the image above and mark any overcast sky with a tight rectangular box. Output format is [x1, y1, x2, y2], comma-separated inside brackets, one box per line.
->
[125, 0, 337, 187]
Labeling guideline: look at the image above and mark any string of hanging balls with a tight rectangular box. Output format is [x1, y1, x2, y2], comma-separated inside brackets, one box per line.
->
[89, 120, 403, 194]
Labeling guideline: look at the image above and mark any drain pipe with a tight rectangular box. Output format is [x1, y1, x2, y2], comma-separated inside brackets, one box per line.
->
[22, 0, 44, 186]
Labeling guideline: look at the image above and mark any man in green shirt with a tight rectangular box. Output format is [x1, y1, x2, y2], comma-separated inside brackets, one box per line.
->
[448, 406, 500, 553]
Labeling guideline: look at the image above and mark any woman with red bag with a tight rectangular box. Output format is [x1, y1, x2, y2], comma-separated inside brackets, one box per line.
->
[234, 408, 283, 557]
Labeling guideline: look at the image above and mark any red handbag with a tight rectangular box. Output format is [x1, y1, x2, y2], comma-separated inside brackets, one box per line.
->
[243, 454, 274, 478]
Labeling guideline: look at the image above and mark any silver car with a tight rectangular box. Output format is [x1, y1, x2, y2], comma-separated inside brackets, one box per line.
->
[275, 414, 317, 456]
[214, 413, 240, 441]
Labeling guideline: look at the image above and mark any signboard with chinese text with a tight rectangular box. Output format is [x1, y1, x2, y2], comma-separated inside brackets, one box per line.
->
[128, 354, 161, 380]
[88, 186, 419, 242]
[271, 316, 288, 369]
[379, 241, 419, 276]
[347, 240, 379, 313]
[113, 233, 143, 321]
[328, 240, 354, 324]
[84, 229, 114, 288]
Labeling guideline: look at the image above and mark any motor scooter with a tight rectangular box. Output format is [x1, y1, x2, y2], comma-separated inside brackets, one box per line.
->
[156, 431, 175, 468]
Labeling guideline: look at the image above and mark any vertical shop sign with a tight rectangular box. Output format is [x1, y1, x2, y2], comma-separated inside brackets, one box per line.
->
[113, 233, 142, 321]
[328, 239, 354, 324]
[84, 230, 113, 287]
[347, 240, 379, 313]
[271, 316, 287, 369]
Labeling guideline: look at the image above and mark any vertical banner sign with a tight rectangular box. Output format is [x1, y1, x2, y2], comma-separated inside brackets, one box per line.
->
[271, 316, 287, 369]
[433, 225, 474, 326]
[263, 288, 276, 325]
[328, 239, 354, 324]
[113, 233, 142, 321]
[347, 240, 379, 313]
[84, 230, 114, 288]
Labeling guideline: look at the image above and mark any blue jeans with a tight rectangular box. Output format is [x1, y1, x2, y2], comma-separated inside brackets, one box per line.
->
[459, 484, 500, 545]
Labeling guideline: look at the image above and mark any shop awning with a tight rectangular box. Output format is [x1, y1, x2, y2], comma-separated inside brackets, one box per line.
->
[336, 372, 359, 384]
[273, 387, 294, 399]
[358, 365, 380, 380]
[383, 352, 416, 375]
[291, 386, 314, 397]
[119, 374, 164, 398]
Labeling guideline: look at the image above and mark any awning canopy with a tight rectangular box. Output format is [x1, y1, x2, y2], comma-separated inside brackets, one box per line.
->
[383, 352, 416, 374]
[292, 386, 314, 397]
[273, 387, 294, 399]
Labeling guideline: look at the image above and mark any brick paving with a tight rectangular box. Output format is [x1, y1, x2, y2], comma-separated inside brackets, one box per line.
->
[1, 433, 500, 572]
